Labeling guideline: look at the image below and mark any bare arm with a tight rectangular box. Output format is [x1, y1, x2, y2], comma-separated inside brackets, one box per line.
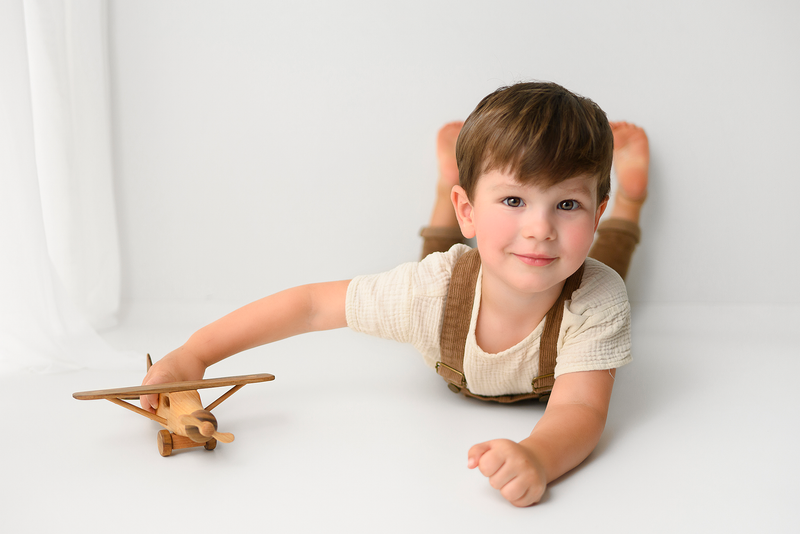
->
[468, 369, 615, 506]
[140, 280, 350, 411]
[188, 281, 350, 367]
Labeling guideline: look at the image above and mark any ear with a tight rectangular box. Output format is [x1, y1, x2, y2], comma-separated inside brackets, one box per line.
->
[451, 185, 476, 239]
[593, 195, 609, 232]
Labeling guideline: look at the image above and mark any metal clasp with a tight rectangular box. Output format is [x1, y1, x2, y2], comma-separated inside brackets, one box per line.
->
[531, 373, 554, 394]
[436, 361, 466, 389]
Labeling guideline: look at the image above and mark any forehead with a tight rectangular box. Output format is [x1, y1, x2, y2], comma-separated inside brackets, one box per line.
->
[476, 169, 598, 200]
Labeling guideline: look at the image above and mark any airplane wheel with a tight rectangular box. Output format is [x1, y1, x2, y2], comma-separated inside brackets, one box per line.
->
[204, 438, 217, 451]
[157, 430, 173, 457]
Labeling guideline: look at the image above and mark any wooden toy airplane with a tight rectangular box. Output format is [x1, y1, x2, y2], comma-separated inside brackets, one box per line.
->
[73, 355, 274, 456]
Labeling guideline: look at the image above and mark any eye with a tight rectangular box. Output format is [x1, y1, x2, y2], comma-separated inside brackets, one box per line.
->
[503, 197, 524, 208]
[557, 200, 580, 211]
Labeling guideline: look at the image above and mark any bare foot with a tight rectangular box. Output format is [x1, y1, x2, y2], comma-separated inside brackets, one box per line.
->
[428, 121, 464, 228]
[607, 122, 649, 224]
[610, 121, 649, 203]
[436, 121, 463, 195]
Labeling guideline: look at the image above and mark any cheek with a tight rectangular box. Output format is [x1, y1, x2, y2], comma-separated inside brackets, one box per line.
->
[474, 205, 511, 229]
[476, 213, 517, 244]
[561, 219, 596, 254]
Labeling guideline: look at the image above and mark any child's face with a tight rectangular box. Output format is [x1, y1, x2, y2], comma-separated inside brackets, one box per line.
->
[453, 169, 607, 297]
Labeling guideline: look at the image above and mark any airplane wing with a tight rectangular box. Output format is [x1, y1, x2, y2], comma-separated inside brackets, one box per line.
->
[73, 373, 275, 424]
[73, 373, 275, 401]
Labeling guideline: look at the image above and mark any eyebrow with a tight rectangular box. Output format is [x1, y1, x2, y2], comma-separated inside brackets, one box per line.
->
[486, 174, 596, 198]
[493, 181, 594, 198]
[561, 183, 593, 197]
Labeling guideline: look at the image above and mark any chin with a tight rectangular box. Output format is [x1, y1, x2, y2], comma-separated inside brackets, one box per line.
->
[508, 275, 564, 295]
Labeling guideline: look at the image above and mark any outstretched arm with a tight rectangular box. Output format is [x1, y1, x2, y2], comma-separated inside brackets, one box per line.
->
[468, 369, 615, 507]
[140, 280, 350, 412]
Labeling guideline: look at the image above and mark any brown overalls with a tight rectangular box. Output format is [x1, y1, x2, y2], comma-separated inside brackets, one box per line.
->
[421, 218, 640, 403]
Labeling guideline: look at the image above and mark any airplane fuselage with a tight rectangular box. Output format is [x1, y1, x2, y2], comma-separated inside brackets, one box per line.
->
[156, 390, 217, 443]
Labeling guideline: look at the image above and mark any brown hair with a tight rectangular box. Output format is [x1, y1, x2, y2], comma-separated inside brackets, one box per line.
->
[455, 82, 612, 205]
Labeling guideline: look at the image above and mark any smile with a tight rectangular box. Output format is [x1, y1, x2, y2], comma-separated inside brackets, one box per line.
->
[513, 254, 556, 266]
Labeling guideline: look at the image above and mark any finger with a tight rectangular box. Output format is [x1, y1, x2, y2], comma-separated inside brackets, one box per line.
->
[477, 450, 507, 479]
[509, 485, 544, 508]
[500, 477, 530, 506]
[467, 441, 493, 469]
[487, 460, 519, 490]
[140, 393, 158, 413]
[139, 390, 154, 412]
[504, 473, 546, 507]
[139, 371, 159, 413]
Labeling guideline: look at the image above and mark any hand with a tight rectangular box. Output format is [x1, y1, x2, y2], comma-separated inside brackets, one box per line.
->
[468, 439, 547, 507]
[139, 347, 206, 413]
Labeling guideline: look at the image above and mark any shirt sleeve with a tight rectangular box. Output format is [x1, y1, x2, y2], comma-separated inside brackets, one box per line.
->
[554, 259, 633, 377]
[345, 245, 468, 363]
[345, 261, 417, 343]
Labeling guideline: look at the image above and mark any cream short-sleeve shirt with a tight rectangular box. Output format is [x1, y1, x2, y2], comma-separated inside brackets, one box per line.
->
[346, 245, 631, 397]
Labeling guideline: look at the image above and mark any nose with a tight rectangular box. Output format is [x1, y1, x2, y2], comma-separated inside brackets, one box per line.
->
[521, 209, 556, 241]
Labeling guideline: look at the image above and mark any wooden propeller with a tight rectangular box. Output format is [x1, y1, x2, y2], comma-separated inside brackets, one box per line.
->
[180, 413, 235, 443]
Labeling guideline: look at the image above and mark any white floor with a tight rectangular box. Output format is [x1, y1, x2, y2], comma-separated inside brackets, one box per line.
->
[3, 302, 798, 533]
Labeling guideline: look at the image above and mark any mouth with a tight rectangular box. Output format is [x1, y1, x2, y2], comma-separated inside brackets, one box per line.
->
[513, 253, 556, 266]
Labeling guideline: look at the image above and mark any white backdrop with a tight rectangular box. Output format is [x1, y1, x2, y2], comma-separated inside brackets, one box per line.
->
[4, 2, 799, 531]
[108, 0, 800, 315]
[0, 0, 126, 372]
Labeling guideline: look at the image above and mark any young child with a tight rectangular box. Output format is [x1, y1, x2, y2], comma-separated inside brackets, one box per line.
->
[141, 82, 649, 507]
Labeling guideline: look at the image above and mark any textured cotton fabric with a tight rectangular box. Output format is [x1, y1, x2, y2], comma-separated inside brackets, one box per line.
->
[346, 244, 631, 397]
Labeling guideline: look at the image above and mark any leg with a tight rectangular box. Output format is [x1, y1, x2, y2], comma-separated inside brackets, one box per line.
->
[588, 122, 649, 280]
[420, 122, 466, 259]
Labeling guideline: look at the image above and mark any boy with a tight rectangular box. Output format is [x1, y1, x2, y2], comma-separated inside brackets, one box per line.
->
[141, 82, 649, 507]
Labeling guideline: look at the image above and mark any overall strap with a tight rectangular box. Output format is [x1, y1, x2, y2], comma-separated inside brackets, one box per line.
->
[437, 248, 586, 402]
[437, 248, 481, 392]
[531, 263, 585, 395]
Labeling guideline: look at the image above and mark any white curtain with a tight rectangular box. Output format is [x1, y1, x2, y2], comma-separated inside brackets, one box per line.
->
[0, 0, 132, 372]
